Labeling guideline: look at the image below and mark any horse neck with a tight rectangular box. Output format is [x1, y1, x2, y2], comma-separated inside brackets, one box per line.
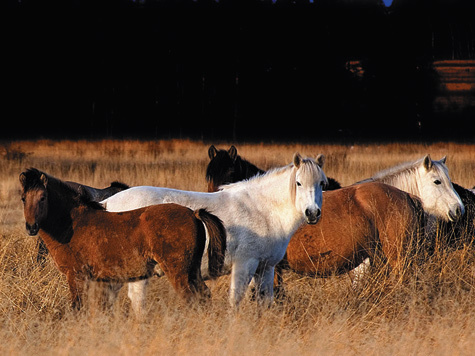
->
[237, 158, 264, 179]
[42, 179, 77, 243]
[242, 166, 299, 220]
[375, 168, 423, 198]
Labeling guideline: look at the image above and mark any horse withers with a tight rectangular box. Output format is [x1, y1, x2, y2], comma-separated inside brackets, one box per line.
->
[20, 168, 226, 315]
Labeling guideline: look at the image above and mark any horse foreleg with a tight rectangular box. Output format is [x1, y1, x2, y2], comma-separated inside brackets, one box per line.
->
[102, 282, 123, 311]
[273, 262, 287, 301]
[229, 258, 259, 309]
[36, 238, 49, 266]
[65, 271, 83, 311]
[127, 280, 149, 319]
[253, 263, 275, 308]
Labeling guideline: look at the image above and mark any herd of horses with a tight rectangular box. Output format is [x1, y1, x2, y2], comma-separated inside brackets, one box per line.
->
[19, 145, 475, 317]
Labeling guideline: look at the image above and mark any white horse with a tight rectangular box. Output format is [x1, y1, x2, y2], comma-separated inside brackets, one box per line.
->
[350, 154, 465, 286]
[358, 154, 464, 223]
[102, 153, 327, 310]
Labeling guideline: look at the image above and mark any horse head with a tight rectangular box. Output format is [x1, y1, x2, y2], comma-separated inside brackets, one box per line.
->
[417, 155, 465, 222]
[292, 153, 327, 225]
[206, 145, 239, 192]
[19, 169, 49, 236]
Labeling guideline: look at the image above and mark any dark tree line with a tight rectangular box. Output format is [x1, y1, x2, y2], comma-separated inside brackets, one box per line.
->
[4, 0, 475, 140]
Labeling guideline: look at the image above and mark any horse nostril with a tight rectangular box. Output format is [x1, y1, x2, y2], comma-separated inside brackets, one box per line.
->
[26, 222, 39, 235]
[305, 208, 321, 219]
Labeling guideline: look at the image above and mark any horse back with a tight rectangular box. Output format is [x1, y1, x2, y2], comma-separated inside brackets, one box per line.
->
[285, 182, 422, 275]
[68, 203, 202, 281]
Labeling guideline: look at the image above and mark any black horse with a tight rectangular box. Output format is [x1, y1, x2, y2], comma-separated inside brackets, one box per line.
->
[437, 183, 475, 248]
[206, 145, 342, 192]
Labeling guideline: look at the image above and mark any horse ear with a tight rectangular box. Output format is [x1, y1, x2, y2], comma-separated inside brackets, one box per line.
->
[440, 156, 447, 164]
[228, 146, 238, 161]
[315, 154, 325, 168]
[422, 154, 432, 171]
[293, 153, 302, 168]
[208, 145, 218, 160]
[19, 172, 27, 187]
[40, 173, 48, 187]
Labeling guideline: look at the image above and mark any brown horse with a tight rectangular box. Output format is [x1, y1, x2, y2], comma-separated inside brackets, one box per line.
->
[20, 168, 226, 311]
[36, 178, 129, 265]
[277, 182, 424, 291]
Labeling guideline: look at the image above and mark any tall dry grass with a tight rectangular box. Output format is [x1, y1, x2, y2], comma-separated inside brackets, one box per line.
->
[1, 139, 475, 355]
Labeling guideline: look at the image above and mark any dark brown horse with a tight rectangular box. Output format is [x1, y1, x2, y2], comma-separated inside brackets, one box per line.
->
[20, 168, 226, 312]
[276, 182, 424, 292]
[206, 145, 265, 192]
[35, 177, 129, 265]
[206, 145, 342, 192]
[436, 183, 475, 249]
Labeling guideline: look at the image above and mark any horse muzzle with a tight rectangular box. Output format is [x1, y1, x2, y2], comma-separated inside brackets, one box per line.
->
[305, 208, 321, 225]
[448, 205, 464, 222]
[25, 222, 39, 236]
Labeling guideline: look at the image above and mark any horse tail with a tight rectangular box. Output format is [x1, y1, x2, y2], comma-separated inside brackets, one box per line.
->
[194, 209, 227, 279]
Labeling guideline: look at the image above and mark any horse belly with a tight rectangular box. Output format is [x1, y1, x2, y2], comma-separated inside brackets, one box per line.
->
[85, 255, 152, 282]
[287, 219, 369, 276]
[73, 226, 152, 281]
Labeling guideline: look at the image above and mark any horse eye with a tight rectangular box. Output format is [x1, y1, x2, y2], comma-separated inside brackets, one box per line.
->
[21, 197, 25, 203]
[40, 196, 46, 202]
[434, 180, 441, 185]
[296, 181, 302, 187]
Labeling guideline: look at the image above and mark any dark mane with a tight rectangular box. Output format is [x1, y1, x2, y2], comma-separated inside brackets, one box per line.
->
[110, 181, 129, 190]
[206, 146, 265, 188]
[20, 168, 46, 191]
[75, 192, 106, 210]
[21, 168, 105, 210]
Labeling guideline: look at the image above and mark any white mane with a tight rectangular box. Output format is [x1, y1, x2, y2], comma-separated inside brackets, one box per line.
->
[364, 157, 448, 197]
[359, 155, 464, 223]
[219, 164, 292, 191]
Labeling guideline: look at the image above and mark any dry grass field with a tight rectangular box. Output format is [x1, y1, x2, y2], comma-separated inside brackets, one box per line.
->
[1, 139, 475, 355]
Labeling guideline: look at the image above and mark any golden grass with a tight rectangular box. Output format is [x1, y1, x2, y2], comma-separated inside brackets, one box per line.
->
[1, 139, 475, 355]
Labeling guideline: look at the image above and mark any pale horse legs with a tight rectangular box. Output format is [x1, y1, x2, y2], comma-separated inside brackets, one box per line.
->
[110, 258, 370, 315]
[100, 280, 149, 319]
[348, 257, 371, 289]
[229, 258, 276, 308]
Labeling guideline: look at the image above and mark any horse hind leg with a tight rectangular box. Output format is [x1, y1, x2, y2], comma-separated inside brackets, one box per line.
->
[188, 262, 211, 301]
[127, 280, 149, 319]
[348, 258, 371, 290]
[166, 264, 211, 303]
